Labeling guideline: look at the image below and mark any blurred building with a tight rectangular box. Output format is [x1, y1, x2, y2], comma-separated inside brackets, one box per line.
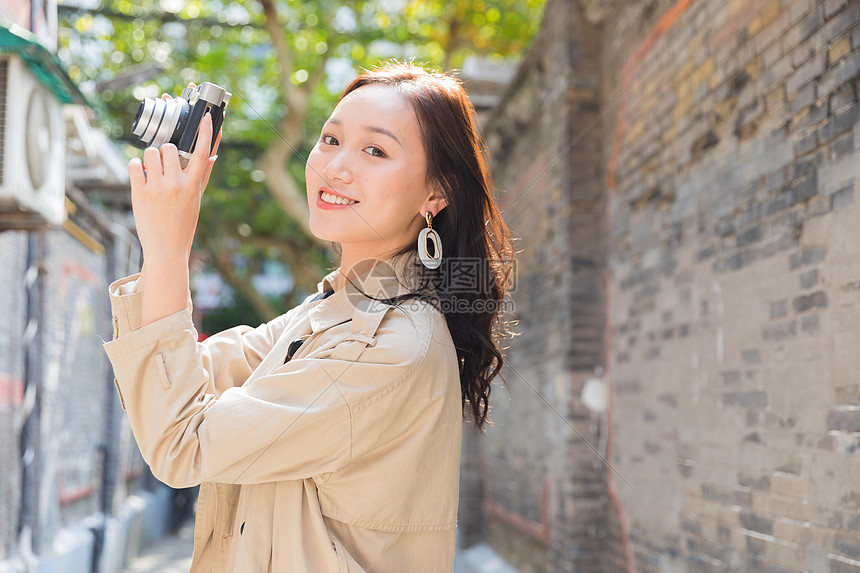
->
[459, 0, 860, 571]
[460, 56, 520, 127]
[0, 3, 170, 573]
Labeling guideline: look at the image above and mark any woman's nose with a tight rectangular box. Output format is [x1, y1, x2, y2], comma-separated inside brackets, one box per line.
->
[322, 153, 353, 185]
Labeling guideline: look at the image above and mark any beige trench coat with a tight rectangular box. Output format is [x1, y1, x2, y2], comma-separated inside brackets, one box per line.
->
[103, 252, 463, 572]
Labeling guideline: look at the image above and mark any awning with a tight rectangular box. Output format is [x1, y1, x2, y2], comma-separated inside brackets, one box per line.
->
[0, 21, 90, 106]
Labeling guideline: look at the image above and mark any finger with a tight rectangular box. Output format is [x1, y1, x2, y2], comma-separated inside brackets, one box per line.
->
[161, 93, 171, 101]
[160, 143, 182, 177]
[201, 156, 217, 197]
[211, 127, 223, 158]
[187, 113, 212, 179]
[142, 147, 163, 181]
[128, 157, 146, 189]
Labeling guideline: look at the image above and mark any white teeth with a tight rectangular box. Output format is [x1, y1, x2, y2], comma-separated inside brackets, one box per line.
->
[320, 191, 357, 205]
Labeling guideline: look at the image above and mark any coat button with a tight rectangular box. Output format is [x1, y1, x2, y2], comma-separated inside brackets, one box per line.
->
[284, 339, 305, 363]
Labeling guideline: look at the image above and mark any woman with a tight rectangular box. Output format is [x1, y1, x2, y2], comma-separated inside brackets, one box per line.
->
[104, 61, 515, 572]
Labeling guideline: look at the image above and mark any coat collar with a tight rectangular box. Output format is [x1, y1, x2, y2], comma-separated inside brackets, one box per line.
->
[307, 250, 428, 333]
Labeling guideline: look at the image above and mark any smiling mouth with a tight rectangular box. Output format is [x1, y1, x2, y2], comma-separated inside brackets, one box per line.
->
[319, 190, 359, 205]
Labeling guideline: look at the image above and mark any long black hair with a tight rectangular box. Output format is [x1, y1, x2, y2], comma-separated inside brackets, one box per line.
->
[332, 61, 517, 431]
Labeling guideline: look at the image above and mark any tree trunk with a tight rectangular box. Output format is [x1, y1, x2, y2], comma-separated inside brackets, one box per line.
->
[258, 0, 330, 250]
[211, 250, 281, 321]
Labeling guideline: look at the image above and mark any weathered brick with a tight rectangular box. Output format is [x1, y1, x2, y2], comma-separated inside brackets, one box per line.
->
[836, 384, 860, 405]
[800, 268, 819, 288]
[833, 52, 860, 87]
[836, 536, 860, 560]
[831, 183, 855, 209]
[828, 34, 853, 66]
[723, 370, 742, 385]
[827, 410, 860, 432]
[794, 156, 817, 179]
[763, 319, 797, 340]
[724, 391, 769, 408]
[740, 511, 774, 535]
[820, 5, 860, 44]
[789, 81, 817, 113]
[824, 0, 850, 20]
[793, 290, 828, 311]
[789, 0, 817, 27]
[737, 226, 763, 247]
[831, 560, 860, 573]
[831, 131, 854, 157]
[789, 245, 827, 269]
[794, 171, 819, 202]
[764, 189, 796, 216]
[829, 83, 857, 115]
[717, 215, 735, 236]
[767, 169, 789, 192]
[771, 299, 789, 319]
[742, 349, 762, 364]
[802, 314, 820, 332]
[739, 474, 771, 490]
[787, 52, 827, 94]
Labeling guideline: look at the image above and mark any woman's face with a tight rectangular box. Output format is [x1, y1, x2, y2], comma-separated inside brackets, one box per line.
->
[306, 84, 445, 258]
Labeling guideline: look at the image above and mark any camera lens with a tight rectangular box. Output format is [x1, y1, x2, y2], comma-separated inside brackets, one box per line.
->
[131, 96, 190, 149]
[131, 98, 155, 138]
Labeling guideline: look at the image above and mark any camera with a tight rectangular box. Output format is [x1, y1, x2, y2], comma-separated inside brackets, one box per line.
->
[131, 81, 231, 166]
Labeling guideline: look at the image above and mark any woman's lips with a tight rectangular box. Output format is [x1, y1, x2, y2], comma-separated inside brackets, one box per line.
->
[316, 190, 359, 210]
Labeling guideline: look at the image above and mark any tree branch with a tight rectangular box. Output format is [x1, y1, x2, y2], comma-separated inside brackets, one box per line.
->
[257, 0, 330, 250]
[210, 247, 281, 322]
[258, 0, 303, 114]
[442, 0, 467, 71]
[59, 4, 266, 30]
[233, 234, 329, 297]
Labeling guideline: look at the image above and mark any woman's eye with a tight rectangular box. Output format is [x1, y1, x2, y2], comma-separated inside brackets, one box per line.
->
[364, 146, 386, 158]
[321, 134, 338, 145]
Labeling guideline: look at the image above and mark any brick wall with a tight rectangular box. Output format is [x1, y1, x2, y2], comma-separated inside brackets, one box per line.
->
[605, 0, 860, 571]
[462, 0, 860, 571]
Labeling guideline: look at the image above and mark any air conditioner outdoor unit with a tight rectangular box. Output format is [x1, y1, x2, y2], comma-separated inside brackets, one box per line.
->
[0, 54, 66, 230]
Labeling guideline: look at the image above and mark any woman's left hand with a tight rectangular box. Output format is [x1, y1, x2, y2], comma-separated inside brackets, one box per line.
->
[128, 110, 222, 265]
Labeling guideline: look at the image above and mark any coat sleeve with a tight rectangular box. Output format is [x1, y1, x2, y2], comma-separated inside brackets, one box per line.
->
[107, 274, 306, 397]
[102, 302, 424, 488]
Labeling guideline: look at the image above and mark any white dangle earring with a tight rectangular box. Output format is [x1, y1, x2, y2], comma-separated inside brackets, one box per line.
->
[418, 211, 443, 269]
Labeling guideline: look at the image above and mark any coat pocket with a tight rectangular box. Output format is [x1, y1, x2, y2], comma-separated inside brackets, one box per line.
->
[155, 353, 171, 389]
[328, 534, 367, 573]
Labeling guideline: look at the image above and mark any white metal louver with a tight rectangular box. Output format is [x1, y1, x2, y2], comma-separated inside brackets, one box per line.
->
[0, 54, 66, 230]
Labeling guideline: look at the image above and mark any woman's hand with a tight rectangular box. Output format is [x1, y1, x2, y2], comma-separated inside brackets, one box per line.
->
[129, 90, 223, 326]
[128, 108, 221, 265]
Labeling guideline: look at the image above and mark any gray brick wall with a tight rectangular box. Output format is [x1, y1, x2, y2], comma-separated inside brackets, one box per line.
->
[461, 0, 860, 571]
[605, 0, 860, 570]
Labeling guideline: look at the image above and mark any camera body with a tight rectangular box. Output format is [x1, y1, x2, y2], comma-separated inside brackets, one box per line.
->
[131, 82, 231, 166]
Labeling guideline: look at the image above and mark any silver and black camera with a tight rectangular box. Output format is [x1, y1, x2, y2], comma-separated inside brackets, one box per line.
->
[131, 81, 231, 165]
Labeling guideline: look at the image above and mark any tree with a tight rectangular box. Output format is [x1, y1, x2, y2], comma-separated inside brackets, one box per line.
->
[58, 0, 545, 324]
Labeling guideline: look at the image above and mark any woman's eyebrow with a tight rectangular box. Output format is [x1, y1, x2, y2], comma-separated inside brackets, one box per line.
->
[325, 117, 403, 148]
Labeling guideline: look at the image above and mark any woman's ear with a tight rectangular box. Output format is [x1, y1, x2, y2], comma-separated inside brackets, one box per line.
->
[423, 183, 448, 217]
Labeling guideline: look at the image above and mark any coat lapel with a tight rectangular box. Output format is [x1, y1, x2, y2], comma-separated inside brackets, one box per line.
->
[308, 251, 428, 335]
